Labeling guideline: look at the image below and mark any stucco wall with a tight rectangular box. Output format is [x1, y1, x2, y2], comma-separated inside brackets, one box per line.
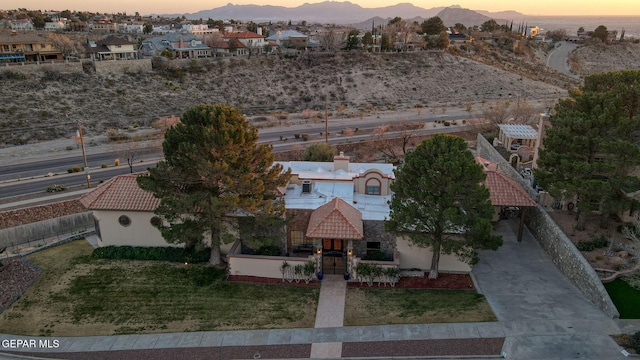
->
[94, 210, 170, 247]
[0, 212, 93, 249]
[0, 61, 83, 75]
[396, 237, 472, 273]
[475, 133, 619, 319]
[227, 240, 315, 278]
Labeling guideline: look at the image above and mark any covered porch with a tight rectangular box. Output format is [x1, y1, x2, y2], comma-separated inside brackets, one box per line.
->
[305, 197, 364, 275]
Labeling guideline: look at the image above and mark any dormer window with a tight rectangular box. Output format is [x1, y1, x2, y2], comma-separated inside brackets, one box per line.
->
[302, 180, 312, 194]
[365, 178, 381, 195]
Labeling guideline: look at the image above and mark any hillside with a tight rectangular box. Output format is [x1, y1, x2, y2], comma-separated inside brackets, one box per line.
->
[569, 42, 640, 76]
[0, 51, 568, 146]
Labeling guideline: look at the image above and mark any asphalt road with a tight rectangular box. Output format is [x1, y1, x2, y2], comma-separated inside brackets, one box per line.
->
[0, 110, 477, 198]
[546, 41, 581, 77]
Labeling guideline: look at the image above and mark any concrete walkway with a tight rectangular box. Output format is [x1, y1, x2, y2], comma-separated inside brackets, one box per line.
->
[1, 218, 638, 359]
[310, 274, 347, 358]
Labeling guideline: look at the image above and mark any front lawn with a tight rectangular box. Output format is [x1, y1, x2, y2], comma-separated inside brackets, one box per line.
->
[344, 287, 497, 326]
[605, 278, 640, 319]
[0, 240, 319, 336]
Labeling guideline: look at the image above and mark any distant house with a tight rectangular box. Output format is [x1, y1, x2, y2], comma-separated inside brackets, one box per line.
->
[448, 33, 472, 46]
[0, 31, 63, 63]
[265, 30, 319, 51]
[10, 19, 34, 31]
[91, 20, 118, 33]
[222, 31, 269, 56]
[43, 21, 66, 32]
[139, 33, 211, 58]
[181, 24, 219, 36]
[83, 35, 138, 60]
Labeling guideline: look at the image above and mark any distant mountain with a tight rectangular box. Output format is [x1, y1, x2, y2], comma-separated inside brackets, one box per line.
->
[173, 2, 529, 25]
[476, 10, 527, 20]
[436, 7, 492, 26]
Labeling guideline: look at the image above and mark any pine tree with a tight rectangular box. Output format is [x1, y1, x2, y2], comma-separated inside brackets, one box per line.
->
[536, 73, 640, 230]
[386, 134, 502, 278]
[137, 104, 291, 265]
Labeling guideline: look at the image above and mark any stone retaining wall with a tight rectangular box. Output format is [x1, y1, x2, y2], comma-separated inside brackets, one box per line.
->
[476, 133, 619, 319]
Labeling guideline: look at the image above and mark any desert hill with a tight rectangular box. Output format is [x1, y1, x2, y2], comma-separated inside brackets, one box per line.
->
[0, 51, 567, 145]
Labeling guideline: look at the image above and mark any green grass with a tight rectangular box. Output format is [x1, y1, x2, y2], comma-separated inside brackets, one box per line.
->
[344, 288, 497, 326]
[0, 240, 319, 336]
[605, 278, 640, 319]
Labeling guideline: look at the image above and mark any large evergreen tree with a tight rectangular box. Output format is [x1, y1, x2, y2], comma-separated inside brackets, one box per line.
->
[386, 134, 502, 279]
[137, 104, 291, 265]
[535, 77, 640, 230]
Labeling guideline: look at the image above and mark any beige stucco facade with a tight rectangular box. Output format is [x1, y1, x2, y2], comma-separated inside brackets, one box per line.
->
[93, 210, 170, 247]
[396, 237, 472, 273]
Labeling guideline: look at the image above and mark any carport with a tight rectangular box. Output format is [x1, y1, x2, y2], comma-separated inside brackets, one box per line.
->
[484, 169, 537, 242]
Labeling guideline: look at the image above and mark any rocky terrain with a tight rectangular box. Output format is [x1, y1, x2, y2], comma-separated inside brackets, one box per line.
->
[569, 42, 640, 76]
[0, 50, 568, 146]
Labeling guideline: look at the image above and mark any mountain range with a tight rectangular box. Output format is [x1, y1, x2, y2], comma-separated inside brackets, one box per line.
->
[165, 2, 527, 26]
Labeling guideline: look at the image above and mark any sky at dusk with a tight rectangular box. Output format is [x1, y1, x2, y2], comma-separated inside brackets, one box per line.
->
[2, 0, 638, 17]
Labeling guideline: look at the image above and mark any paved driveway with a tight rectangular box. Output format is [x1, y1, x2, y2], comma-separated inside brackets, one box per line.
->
[473, 219, 624, 359]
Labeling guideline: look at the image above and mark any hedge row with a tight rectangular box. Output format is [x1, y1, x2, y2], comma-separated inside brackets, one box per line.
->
[92, 246, 210, 263]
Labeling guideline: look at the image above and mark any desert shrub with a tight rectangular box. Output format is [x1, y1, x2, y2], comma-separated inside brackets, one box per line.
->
[114, 159, 120, 166]
[46, 184, 67, 193]
[101, 163, 108, 168]
[576, 236, 609, 251]
[294, 133, 300, 139]
[443, 121, 451, 126]
[104, 128, 129, 142]
[301, 133, 309, 141]
[66, 145, 74, 151]
[92, 246, 210, 263]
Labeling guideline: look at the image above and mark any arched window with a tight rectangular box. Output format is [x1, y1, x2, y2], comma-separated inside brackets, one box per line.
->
[365, 178, 381, 195]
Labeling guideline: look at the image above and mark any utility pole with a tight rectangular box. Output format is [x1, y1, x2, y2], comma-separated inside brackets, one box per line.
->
[77, 121, 91, 188]
[325, 100, 328, 144]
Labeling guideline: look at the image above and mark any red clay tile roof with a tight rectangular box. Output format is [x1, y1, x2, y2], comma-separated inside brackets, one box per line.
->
[306, 197, 363, 239]
[79, 174, 159, 211]
[484, 170, 537, 207]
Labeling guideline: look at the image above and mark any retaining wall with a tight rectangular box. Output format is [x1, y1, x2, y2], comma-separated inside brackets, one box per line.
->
[0, 212, 94, 250]
[475, 133, 620, 319]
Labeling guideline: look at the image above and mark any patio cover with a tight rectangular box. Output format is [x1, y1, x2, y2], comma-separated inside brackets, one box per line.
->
[306, 197, 363, 239]
[484, 170, 537, 207]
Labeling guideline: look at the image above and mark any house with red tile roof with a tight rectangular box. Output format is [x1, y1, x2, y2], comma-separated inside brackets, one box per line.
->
[81, 152, 533, 279]
[221, 31, 269, 56]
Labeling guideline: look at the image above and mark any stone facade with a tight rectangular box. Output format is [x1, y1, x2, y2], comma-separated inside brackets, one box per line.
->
[355, 220, 396, 259]
[476, 133, 619, 319]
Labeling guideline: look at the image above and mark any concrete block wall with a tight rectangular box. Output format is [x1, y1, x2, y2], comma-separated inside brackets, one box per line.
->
[475, 133, 619, 319]
[0, 212, 94, 249]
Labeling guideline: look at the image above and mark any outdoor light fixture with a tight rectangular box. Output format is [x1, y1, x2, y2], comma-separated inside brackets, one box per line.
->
[347, 249, 353, 256]
[317, 248, 322, 255]
[184, 262, 188, 266]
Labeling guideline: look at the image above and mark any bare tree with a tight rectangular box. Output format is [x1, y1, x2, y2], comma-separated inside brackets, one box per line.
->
[510, 98, 538, 124]
[318, 29, 345, 53]
[45, 33, 77, 58]
[481, 101, 512, 125]
[370, 121, 423, 163]
[117, 140, 144, 173]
